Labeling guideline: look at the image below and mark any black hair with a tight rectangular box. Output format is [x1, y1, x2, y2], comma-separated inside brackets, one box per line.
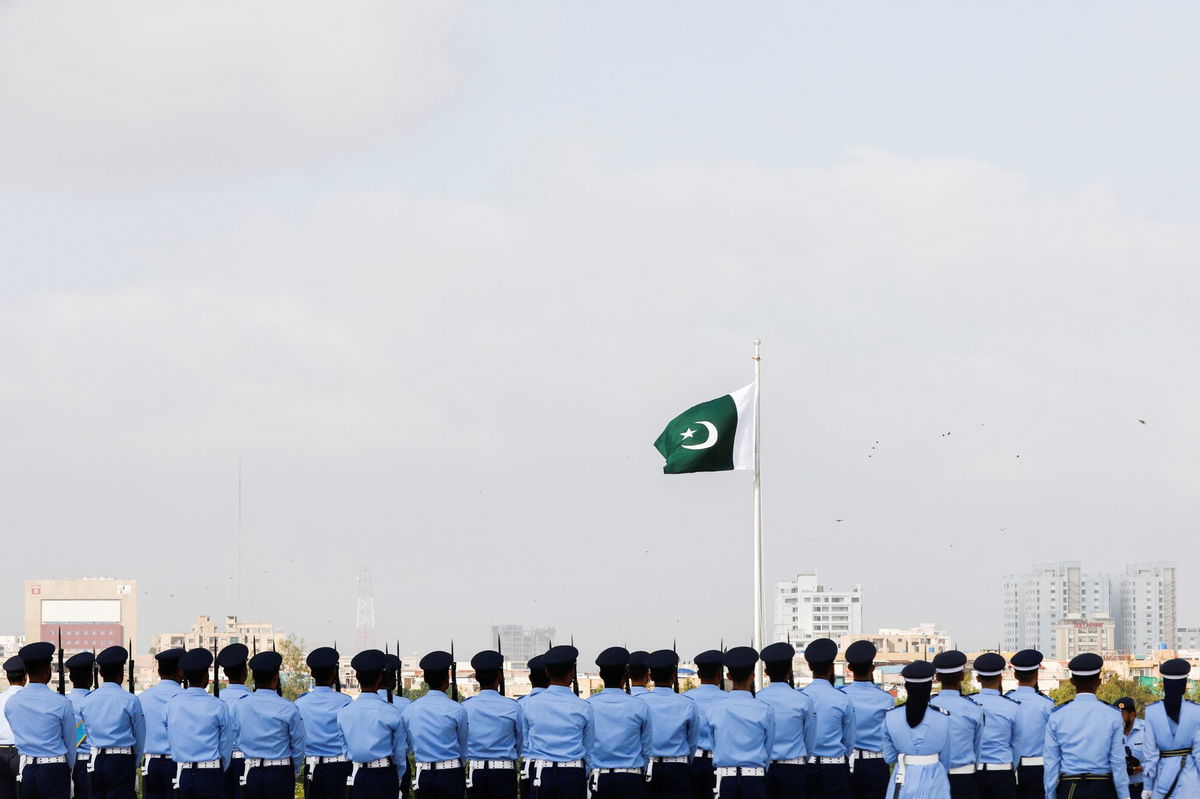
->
[649, 667, 675, 686]
[628, 665, 649, 681]
[806, 660, 834, 676]
[68, 667, 93, 686]
[355, 669, 383, 689]
[728, 665, 754, 683]
[224, 664, 248, 682]
[697, 664, 721, 681]
[251, 670, 277, 687]
[598, 667, 626, 688]
[310, 666, 336, 685]
[905, 681, 933, 728]
[158, 662, 180, 679]
[4, 669, 25, 682]
[764, 662, 790, 683]
[474, 668, 500, 689]
[99, 664, 124, 683]
[529, 668, 550, 689]
[1070, 673, 1101, 692]
[547, 661, 573, 681]
[849, 663, 873, 680]
[183, 669, 208, 685]
[424, 669, 450, 691]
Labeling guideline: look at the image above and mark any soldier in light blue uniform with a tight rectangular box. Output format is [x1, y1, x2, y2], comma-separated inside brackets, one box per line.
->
[335, 650, 407, 799]
[801, 638, 855, 799]
[629, 653, 652, 697]
[706, 647, 773, 799]
[971, 653, 1021, 799]
[931, 651, 983, 799]
[294, 647, 352, 799]
[1, 655, 27, 799]
[378, 655, 411, 710]
[881, 661, 952, 799]
[684, 650, 727, 799]
[165, 649, 233, 799]
[519, 645, 593, 799]
[757, 642, 813, 799]
[841, 641, 894, 799]
[137, 649, 184, 799]
[215, 644, 251, 799]
[403, 651, 469, 799]
[1141, 659, 1200, 799]
[79, 646, 145, 799]
[2, 643, 76, 799]
[1115, 698, 1146, 799]
[1006, 650, 1052, 799]
[517, 655, 548, 799]
[229, 652, 304, 799]
[1043, 653, 1128, 799]
[641, 649, 698, 799]
[64, 651, 96, 799]
[463, 650, 522, 799]
[587, 647, 651, 799]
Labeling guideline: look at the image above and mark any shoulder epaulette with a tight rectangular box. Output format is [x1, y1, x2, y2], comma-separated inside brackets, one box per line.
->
[1051, 700, 1073, 712]
[1001, 694, 1020, 704]
[929, 703, 950, 715]
[965, 695, 983, 706]
[1186, 699, 1200, 707]
[1004, 689, 1015, 697]
[887, 701, 906, 711]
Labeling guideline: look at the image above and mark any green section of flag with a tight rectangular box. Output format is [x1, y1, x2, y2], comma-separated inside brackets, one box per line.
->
[653, 393, 738, 474]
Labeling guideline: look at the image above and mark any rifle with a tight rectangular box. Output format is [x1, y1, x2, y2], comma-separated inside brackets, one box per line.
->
[272, 638, 281, 696]
[719, 639, 726, 692]
[57, 628, 66, 694]
[451, 641, 460, 702]
[395, 640, 401, 699]
[212, 636, 220, 698]
[672, 638, 680, 693]
[570, 636, 580, 697]
[385, 643, 393, 704]
[333, 640, 342, 693]
[497, 633, 506, 697]
[128, 639, 135, 693]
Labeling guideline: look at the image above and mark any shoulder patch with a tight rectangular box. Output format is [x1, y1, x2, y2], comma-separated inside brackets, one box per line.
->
[1051, 700, 1073, 713]
[929, 703, 950, 715]
[1001, 694, 1020, 704]
[965, 695, 982, 706]
[1004, 689, 1015, 697]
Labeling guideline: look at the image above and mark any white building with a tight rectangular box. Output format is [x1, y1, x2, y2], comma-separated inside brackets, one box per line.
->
[1177, 627, 1200, 652]
[491, 625, 555, 670]
[0, 635, 25, 661]
[1119, 563, 1177, 656]
[772, 573, 861, 647]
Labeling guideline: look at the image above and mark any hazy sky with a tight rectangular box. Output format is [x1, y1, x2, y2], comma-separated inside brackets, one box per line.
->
[3, 2, 1199, 659]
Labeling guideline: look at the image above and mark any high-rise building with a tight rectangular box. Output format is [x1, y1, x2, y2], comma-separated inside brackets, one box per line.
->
[772, 573, 862, 647]
[24, 578, 138, 656]
[1176, 627, 1200, 652]
[1002, 561, 1177, 657]
[491, 625, 555, 670]
[1119, 562, 1176, 655]
[1053, 613, 1117, 659]
[151, 615, 282, 654]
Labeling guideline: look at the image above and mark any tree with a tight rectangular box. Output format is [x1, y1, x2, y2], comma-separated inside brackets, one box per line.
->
[278, 635, 308, 701]
[1049, 672, 1161, 714]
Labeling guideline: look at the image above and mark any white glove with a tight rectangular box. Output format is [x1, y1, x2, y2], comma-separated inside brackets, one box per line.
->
[1142, 790, 1152, 799]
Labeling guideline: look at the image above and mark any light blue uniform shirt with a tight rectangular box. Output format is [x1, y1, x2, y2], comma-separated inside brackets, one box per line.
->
[520, 685, 594, 763]
[630, 686, 650, 697]
[639, 687, 698, 758]
[402, 691, 468, 763]
[68, 689, 92, 754]
[2, 683, 76, 764]
[973, 689, 1021, 767]
[801, 679, 855, 758]
[930, 689, 982, 769]
[165, 687, 233, 768]
[138, 679, 182, 756]
[757, 683, 815, 761]
[230, 690, 306, 776]
[841, 681, 895, 754]
[377, 690, 412, 710]
[336, 692, 407, 781]
[518, 687, 544, 703]
[1142, 700, 1200, 799]
[881, 704, 953, 799]
[682, 684, 728, 754]
[1007, 686, 1052, 758]
[220, 684, 252, 710]
[587, 689, 652, 769]
[1125, 718, 1148, 787]
[79, 683, 146, 761]
[1043, 693, 1128, 798]
[463, 690, 522, 761]
[707, 690, 774, 769]
[294, 687, 352, 758]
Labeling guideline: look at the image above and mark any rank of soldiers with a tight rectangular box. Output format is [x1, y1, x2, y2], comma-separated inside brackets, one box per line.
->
[0, 638, 1195, 799]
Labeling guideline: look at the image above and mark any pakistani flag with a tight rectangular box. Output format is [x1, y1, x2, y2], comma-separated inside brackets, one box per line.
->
[654, 383, 756, 474]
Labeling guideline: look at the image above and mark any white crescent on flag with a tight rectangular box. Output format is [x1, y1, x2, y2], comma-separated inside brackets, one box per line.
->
[681, 420, 718, 450]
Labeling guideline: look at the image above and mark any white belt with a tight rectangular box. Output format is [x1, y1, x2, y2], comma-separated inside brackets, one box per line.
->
[16, 755, 69, 781]
[414, 758, 461, 786]
[466, 759, 514, 789]
[587, 767, 643, 797]
[142, 753, 169, 776]
[814, 756, 847, 764]
[948, 765, 976, 775]
[532, 760, 584, 788]
[978, 763, 1013, 771]
[239, 758, 292, 785]
[1020, 757, 1044, 767]
[772, 759, 807, 766]
[346, 758, 393, 787]
[174, 760, 221, 789]
[231, 751, 245, 759]
[304, 756, 347, 781]
[652, 756, 689, 764]
[895, 754, 939, 785]
[855, 750, 884, 759]
[714, 767, 766, 798]
[76, 754, 91, 762]
[96, 748, 134, 756]
[694, 749, 713, 758]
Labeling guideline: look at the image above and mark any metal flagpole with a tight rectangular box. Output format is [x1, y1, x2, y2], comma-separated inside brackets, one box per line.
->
[752, 339, 764, 690]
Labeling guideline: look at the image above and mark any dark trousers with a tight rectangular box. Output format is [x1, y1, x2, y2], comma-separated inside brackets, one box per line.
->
[592, 773, 643, 799]
[305, 762, 351, 799]
[179, 769, 225, 799]
[243, 765, 294, 799]
[90, 753, 137, 799]
[17, 763, 71, 799]
[469, 767, 517, 799]
[978, 770, 1015, 799]
[0, 748, 20, 799]
[718, 776, 768, 799]
[530, 766, 584, 799]
[72, 759, 89, 799]
[767, 762, 806, 799]
[414, 768, 464, 799]
[1053, 781, 1116, 799]
[143, 758, 177, 799]
[806, 763, 851, 799]
[352, 768, 400, 799]
[225, 758, 246, 799]
[849, 759, 888, 799]
[1015, 767, 1044, 799]
[1126, 787, 1142, 799]
[691, 756, 715, 799]
[650, 762, 690, 799]
[949, 773, 982, 799]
